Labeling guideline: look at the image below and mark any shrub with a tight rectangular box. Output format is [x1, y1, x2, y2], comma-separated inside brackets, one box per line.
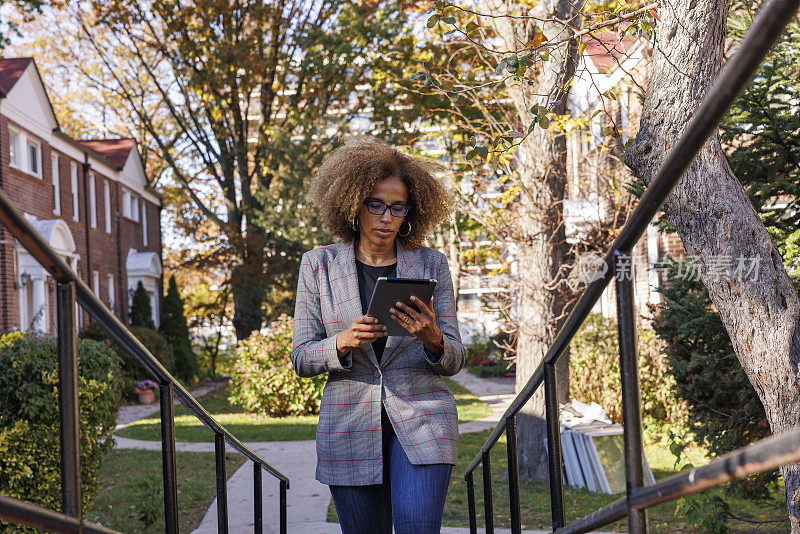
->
[468, 363, 511, 378]
[569, 313, 690, 442]
[467, 340, 495, 367]
[466, 335, 515, 377]
[653, 257, 777, 500]
[228, 315, 325, 417]
[0, 332, 122, 529]
[80, 323, 175, 397]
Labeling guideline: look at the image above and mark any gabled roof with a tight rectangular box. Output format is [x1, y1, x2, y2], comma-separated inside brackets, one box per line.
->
[582, 33, 640, 73]
[0, 57, 33, 96]
[79, 138, 136, 169]
[1, 56, 158, 202]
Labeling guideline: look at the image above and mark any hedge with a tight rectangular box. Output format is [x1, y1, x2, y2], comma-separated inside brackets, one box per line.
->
[0, 332, 122, 530]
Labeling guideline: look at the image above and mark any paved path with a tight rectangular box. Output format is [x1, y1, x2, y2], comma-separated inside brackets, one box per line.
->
[114, 379, 229, 431]
[112, 371, 582, 533]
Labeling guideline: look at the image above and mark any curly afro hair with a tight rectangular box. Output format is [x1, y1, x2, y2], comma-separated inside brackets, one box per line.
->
[308, 137, 455, 249]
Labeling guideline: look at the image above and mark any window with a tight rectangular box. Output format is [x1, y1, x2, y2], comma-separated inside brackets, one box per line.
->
[75, 269, 83, 330]
[51, 155, 61, 215]
[107, 274, 115, 310]
[131, 195, 140, 222]
[151, 289, 159, 328]
[141, 202, 148, 246]
[8, 128, 43, 177]
[27, 140, 41, 177]
[104, 181, 111, 234]
[8, 128, 20, 168]
[92, 271, 100, 296]
[121, 189, 140, 222]
[89, 173, 97, 229]
[122, 190, 131, 218]
[70, 163, 79, 221]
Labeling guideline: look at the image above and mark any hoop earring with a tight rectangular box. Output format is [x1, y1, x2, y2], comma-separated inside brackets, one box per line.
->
[399, 220, 411, 237]
[351, 216, 359, 231]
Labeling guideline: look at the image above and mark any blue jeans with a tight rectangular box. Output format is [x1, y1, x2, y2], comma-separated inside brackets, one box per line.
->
[329, 432, 453, 534]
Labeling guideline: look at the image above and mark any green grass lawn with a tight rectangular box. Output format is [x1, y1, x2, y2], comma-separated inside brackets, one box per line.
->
[116, 377, 490, 443]
[86, 448, 245, 533]
[447, 377, 492, 424]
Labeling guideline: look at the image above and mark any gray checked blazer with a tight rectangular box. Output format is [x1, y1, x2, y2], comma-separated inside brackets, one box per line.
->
[291, 239, 465, 486]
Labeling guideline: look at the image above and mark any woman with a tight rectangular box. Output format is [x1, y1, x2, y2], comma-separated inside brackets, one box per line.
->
[291, 137, 465, 534]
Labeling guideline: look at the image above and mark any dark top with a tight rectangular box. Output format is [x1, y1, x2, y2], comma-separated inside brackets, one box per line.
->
[355, 258, 397, 362]
[355, 257, 397, 447]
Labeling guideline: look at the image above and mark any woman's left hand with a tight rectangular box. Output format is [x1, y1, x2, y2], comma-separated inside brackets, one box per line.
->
[390, 295, 443, 350]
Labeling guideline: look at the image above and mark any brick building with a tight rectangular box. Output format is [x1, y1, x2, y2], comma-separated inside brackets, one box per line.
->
[452, 31, 689, 341]
[565, 31, 687, 321]
[0, 57, 163, 334]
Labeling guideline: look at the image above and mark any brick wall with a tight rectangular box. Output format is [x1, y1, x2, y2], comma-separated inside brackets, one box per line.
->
[0, 115, 161, 332]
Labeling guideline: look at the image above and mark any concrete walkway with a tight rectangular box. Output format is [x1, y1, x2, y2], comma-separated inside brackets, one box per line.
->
[112, 371, 570, 534]
[114, 378, 229, 431]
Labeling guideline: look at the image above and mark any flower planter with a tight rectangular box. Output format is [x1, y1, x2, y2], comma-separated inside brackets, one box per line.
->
[137, 389, 155, 404]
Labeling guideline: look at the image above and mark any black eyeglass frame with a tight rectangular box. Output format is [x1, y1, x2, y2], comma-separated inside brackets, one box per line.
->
[363, 199, 410, 218]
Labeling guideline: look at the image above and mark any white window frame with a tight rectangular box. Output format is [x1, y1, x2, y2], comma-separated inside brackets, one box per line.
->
[27, 139, 42, 178]
[107, 274, 115, 310]
[75, 269, 84, 330]
[92, 271, 100, 297]
[122, 190, 131, 219]
[89, 173, 97, 229]
[70, 163, 79, 221]
[8, 127, 21, 169]
[141, 201, 148, 246]
[131, 195, 140, 222]
[151, 290, 159, 328]
[51, 155, 61, 215]
[104, 181, 111, 234]
[8, 127, 43, 178]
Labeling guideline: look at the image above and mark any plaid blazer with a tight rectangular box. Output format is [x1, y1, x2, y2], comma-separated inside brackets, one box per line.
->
[291, 239, 465, 485]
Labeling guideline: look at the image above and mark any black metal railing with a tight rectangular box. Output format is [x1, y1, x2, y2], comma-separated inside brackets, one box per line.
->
[463, 0, 800, 533]
[0, 189, 289, 533]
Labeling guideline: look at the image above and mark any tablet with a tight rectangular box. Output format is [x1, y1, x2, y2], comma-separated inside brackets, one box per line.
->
[366, 277, 437, 337]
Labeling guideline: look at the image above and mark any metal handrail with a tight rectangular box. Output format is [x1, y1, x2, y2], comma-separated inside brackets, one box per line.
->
[463, 0, 800, 533]
[0, 183, 289, 533]
[0, 494, 121, 534]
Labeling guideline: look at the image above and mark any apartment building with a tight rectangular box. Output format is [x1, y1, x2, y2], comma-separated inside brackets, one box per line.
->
[0, 57, 163, 333]
[565, 31, 686, 320]
[451, 31, 688, 341]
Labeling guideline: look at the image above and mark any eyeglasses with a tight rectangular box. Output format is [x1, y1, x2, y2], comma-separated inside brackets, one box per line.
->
[364, 200, 410, 217]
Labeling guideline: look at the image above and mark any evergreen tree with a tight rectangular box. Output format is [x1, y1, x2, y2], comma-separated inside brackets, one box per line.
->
[159, 276, 197, 381]
[130, 281, 154, 329]
[721, 17, 800, 233]
[654, 257, 777, 500]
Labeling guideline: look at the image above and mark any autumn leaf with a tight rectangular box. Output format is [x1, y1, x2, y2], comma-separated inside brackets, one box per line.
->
[529, 32, 548, 48]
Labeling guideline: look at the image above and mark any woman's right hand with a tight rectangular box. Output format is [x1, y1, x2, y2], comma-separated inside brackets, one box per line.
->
[336, 315, 387, 356]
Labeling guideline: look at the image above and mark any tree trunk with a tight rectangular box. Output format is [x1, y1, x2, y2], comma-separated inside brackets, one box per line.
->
[624, 0, 800, 529]
[479, 0, 579, 480]
[448, 212, 461, 309]
[231, 224, 269, 341]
